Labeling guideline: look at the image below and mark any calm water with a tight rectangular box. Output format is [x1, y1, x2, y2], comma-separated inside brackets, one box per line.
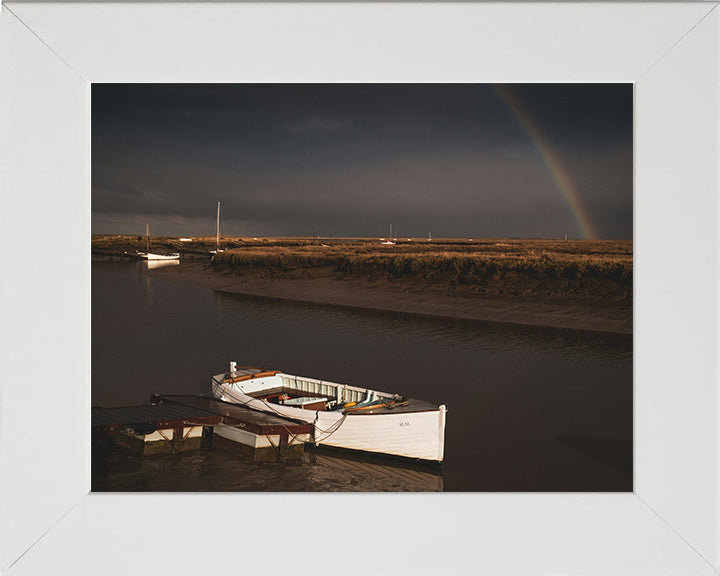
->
[92, 261, 632, 492]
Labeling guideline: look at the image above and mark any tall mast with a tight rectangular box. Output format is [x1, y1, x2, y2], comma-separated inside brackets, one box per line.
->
[216, 201, 220, 251]
[390, 223, 393, 240]
[146, 224, 149, 253]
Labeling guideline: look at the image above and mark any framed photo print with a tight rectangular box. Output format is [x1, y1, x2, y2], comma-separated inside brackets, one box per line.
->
[1, 2, 718, 574]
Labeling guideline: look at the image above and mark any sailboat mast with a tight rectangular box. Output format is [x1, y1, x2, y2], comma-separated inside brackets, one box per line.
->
[146, 224, 149, 253]
[390, 224, 392, 240]
[216, 201, 220, 251]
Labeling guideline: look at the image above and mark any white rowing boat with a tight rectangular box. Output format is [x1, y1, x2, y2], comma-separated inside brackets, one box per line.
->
[211, 363, 447, 463]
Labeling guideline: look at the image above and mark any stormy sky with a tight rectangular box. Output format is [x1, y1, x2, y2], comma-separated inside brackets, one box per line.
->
[92, 84, 632, 239]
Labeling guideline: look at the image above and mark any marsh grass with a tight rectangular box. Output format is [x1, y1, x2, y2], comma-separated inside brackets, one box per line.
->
[211, 239, 633, 300]
[91, 235, 632, 299]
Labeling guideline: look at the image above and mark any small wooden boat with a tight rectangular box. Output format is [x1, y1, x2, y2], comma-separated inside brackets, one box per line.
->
[211, 363, 447, 463]
[136, 224, 180, 260]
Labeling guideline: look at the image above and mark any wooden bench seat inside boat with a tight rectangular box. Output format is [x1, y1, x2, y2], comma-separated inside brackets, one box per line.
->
[248, 387, 327, 400]
[246, 386, 439, 415]
[249, 387, 330, 410]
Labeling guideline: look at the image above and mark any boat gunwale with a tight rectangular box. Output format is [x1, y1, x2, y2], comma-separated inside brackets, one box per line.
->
[214, 374, 443, 416]
[216, 370, 397, 400]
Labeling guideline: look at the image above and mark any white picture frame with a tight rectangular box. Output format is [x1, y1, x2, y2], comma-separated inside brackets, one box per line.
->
[1, 2, 718, 574]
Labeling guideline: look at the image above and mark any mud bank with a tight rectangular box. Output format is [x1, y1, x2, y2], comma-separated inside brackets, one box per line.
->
[151, 261, 632, 334]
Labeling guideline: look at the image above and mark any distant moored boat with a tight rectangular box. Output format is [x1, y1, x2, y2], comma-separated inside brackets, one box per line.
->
[380, 223, 396, 245]
[209, 201, 225, 255]
[136, 224, 180, 261]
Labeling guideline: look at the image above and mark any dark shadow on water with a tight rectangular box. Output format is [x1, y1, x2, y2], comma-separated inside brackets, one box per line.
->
[556, 435, 633, 475]
[213, 290, 632, 362]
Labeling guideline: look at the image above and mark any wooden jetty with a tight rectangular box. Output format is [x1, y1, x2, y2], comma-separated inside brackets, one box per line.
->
[92, 395, 312, 460]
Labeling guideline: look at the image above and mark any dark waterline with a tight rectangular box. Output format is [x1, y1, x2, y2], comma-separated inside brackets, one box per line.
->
[92, 261, 632, 492]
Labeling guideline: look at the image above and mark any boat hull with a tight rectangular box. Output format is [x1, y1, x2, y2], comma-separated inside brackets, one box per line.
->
[137, 252, 180, 261]
[211, 375, 446, 462]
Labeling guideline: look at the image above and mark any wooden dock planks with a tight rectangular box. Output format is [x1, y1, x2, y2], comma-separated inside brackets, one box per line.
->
[92, 394, 312, 435]
[151, 394, 313, 435]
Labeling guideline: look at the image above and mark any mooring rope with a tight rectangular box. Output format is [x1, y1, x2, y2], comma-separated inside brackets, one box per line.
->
[312, 412, 348, 443]
[212, 376, 349, 444]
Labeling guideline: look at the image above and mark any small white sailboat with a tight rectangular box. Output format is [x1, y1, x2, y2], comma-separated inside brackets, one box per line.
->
[209, 201, 225, 255]
[136, 224, 180, 261]
[211, 364, 447, 463]
[380, 224, 396, 245]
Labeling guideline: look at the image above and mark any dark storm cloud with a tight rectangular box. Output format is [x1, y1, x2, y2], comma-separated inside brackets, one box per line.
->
[92, 84, 632, 239]
[283, 116, 353, 134]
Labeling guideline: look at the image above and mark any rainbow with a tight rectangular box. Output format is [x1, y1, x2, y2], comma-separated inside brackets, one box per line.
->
[493, 85, 598, 240]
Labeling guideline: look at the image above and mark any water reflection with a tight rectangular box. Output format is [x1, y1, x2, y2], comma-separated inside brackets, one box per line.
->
[136, 260, 180, 305]
[304, 448, 443, 491]
[146, 259, 180, 270]
[92, 443, 443, 492]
